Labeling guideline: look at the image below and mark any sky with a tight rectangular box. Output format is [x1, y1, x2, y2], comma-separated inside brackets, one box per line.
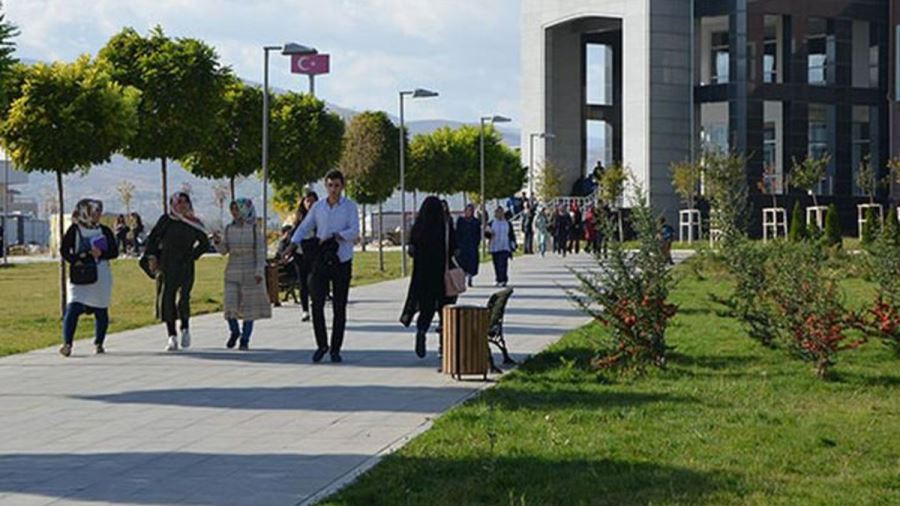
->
[5, 0, 521, 125]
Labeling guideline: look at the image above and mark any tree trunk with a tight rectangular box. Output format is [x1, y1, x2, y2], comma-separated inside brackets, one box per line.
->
[230, 176, 236, 201]
[378, 201, 384, 272]
[161, 157, 169, 214]
[57, 171, 66, 318]
[617, 209, 624, 242]
[361, 203, 367, 252]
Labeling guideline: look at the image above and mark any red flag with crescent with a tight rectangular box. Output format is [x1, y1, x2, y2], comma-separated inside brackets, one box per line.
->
[291, 54, 330, 75]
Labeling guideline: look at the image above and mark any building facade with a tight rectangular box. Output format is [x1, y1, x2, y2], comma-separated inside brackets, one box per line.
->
[522, 0, 897, 235]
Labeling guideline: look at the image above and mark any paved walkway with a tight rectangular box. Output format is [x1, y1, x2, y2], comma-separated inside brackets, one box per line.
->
[0, 253, 601, 506]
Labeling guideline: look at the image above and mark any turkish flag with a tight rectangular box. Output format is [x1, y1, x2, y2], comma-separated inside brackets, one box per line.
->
[291, 54, 330, 75]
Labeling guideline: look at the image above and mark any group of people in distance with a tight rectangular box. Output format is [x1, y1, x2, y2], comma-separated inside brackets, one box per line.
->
[61, 166, 656, 362]
[112, 212, 145, 256]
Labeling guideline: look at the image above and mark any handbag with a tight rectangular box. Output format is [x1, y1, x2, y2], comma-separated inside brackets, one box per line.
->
[444, 222, 467, 297]
[70, 227, 98, 285]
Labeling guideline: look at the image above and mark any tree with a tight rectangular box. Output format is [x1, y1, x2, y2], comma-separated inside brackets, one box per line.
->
[341, 111, 400, 259]
[600, 162, 628, 241]
[536, 159, 564, 203]
[268, 92, 344, 208]
[855, 155, 884, 205]
[0, 56, 138, 315]
[789, 154, 831, 209]
[181, 75, 262, 199]
[408, 126, 463, 196]
[116, 180, 136, 214]
[212, 181, 229, 227]
[788, 201, 806, 242]
[0, 5, 19, 113]
[861, 206, 879, 246]
[704, 151, 748, 245]
[98, 26, 226, 214]
[822, 203, 842, 248]
[670, 159, 701, 210]
[881, 208, 900, 246]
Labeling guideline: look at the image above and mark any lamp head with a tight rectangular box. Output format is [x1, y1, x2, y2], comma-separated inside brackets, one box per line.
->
[281, 43, 318, 56]
[491, 115, 512, 123]
[412, 88, 439, 98]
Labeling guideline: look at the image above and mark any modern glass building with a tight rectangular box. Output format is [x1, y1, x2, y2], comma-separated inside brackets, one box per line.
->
[522, 0, 898, 235]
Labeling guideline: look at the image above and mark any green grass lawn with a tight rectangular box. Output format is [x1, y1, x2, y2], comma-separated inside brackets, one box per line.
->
[322, 258, 899, 506]
[0, 250, 407, 357]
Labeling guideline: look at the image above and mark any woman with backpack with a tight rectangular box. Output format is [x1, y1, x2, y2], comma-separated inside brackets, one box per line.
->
[212, 198, 271, 350]
[59, 199, 119, 356]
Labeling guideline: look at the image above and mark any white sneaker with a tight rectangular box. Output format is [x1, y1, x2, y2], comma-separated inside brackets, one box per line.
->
[301, 312, 310, 322]
[180, 329, 191, 349]
[166, 336, 179, 352]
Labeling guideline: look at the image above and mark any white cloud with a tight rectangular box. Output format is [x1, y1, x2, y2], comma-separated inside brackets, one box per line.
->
[5, 0, 520, 123]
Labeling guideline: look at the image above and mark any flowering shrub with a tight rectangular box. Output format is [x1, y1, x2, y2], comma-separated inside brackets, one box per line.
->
[570, 185, 677, 373]
[712, 239, 779, 348]
[765, 243, 864, 378]
[857, 220, 900, 354]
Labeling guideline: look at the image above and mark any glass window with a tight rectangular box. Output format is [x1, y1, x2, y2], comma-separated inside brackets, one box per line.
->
[808, 103, 835, 195]
[711, 31, 729, 84]
[852, 106, 873, 196]
[763, 101, 784, 194]
[869, 27, 879, 87]
[586, 44, 612, 106]
[763, 16, 782, 84]
[808, 17, 835, 85]
[585, 120, 612, 175]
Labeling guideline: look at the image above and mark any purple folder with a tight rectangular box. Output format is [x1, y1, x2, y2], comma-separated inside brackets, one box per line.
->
[91, 235, 108, 253]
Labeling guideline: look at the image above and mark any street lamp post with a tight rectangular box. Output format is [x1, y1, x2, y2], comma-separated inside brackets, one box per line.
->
[2, 154, 8, 265]
[262, 42, 317, 246]
[398, 88, 439, 277]
[529, 132, 555, 200]
[479, 115, 511, 256]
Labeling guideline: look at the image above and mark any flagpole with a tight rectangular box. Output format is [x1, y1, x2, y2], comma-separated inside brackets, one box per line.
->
[309, 75, 315, 97]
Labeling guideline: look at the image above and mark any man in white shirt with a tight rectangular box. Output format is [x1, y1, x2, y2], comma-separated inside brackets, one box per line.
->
[289, 170, 359, 363]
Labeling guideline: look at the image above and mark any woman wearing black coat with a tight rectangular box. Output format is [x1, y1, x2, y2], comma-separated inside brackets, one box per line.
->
[400, 196, 457, 358]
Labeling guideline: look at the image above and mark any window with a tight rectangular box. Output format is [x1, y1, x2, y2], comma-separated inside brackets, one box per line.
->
[763, 101, 783, 194]
[869, 26, 879, 87]
[585, 120, 612, 175]
[808, 17, 835, 85]
[853, 21, 880, 88]
[586, 43, 612, 105]
[763, 15, 783, 84]
[851, 106, 879, 196]
[808, 103, 834, 195]
[711, 31, 730, 84]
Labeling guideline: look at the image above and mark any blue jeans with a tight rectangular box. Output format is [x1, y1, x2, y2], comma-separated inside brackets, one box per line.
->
[227, 319, 255, 345]
[62, 303, 109, 346]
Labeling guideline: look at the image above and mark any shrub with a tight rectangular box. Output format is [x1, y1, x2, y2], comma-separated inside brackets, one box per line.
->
[788, 201, 806, 242]
[860, 206, 879, 246]
[856, 218, 900, 354]
[711, 240, 779, 347]
[822, 203, 841, 248]
[569, 185, 677, 373]
[766, 243, 864, 378]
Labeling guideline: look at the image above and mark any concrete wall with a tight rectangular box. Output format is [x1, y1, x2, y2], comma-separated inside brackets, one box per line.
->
[521, 0, 648, 198]
[522, 0, 692, 227]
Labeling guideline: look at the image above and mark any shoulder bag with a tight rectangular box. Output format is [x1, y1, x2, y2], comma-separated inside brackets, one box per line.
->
[444, 222, 467, 297]
[70, 227, 98, 285]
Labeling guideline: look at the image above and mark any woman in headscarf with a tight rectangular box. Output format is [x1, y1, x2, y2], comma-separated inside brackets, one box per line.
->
[290, 191, 318, 322]
[400, 196, 457, 358]
[455, 203, 480, 287]
[59, 199, 119, 356]
[145, 192, 210, 352]
[212, 198, 271, 350]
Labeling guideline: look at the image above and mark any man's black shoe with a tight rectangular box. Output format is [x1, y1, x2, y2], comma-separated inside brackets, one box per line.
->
[226, 333, 239, 349]
[312, 346, 329, 363]
[330, 352, 343, 363]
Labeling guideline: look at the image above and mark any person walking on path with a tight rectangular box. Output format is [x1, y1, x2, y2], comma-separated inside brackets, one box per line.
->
[535, 206, 550, 257]
[59, 199, 119, 357]
[130, 212, 145, 256]
[554, 205, 572, 258]
[584, 205, 597, 254]
[455, 203, 481, 287]
[400, 197, 457, 358]
[522, 200, 535, 255]
[288, 170, 359, 363]
[145, 192, 210, 352]
[569, 202, 583, 254]
[114, 215, 130, 255]
[486, 206, 515, 287]
[212, 198, 271, 351]
[286, 191, 319, 322]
